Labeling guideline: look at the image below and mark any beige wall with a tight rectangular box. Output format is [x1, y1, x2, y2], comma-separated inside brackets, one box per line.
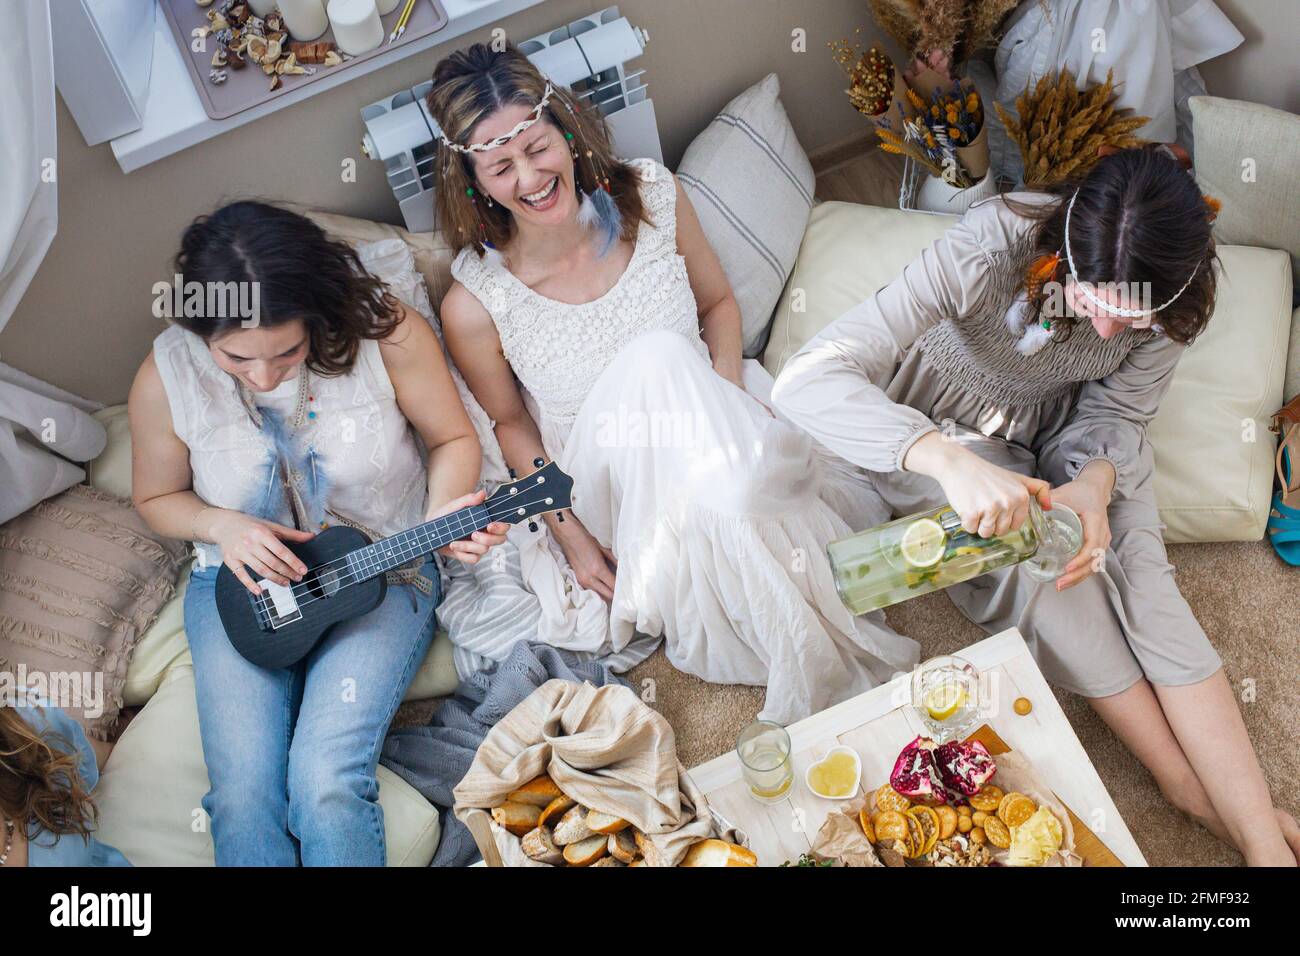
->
[1, 0, 883, 405]
[1, 0, 1291, 405]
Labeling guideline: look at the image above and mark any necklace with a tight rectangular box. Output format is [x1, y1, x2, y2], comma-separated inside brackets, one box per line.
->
[1, 816, 14, 866]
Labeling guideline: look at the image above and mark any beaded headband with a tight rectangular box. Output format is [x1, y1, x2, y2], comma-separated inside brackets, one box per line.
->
[1062, 188, 1199, 319]
[440, 82, 556, 154]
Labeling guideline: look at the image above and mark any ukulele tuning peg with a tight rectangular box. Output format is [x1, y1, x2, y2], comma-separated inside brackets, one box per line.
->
[508, 468, 517, 479]
[528, 520, 538, 532]
[533, 457, 544, 468]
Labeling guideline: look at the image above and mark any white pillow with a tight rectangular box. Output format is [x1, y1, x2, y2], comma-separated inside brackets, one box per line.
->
[94, 664, 442, 866]
[677, 72, 815, 357]
[763, 201, 1292, 543]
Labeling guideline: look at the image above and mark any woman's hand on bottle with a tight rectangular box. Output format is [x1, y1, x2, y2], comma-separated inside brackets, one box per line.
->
[903, 431, 1051, 537]
[1048, 461, 1115, 591]
[553, 513, 617, 602]
[207, 510, 315, 595]
[430, 489, 511, 565]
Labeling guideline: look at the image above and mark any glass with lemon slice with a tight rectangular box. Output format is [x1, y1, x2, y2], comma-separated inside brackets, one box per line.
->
[826, 500, 1074, 615]
[910, 655, 980, 742]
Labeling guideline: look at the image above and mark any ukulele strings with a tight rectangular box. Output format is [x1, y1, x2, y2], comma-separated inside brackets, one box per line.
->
[253, 486, 562, 619]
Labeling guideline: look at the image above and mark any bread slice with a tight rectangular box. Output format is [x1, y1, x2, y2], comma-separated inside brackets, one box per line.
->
[586, 809, 631, 834]
[562, 834, 608, 866]
[520, 825, 564, 865]
[628, 858, 645, 867]
[608, 829, 637, 864]
[507, 775, 564, 807]
[632, 828, 665, 867]
[590, 856, 625, 866]
[678, 838, 758, 867]
[491, 801, 542, 837]
[552, 804, 595, 845]
[537, 794, 576, 829]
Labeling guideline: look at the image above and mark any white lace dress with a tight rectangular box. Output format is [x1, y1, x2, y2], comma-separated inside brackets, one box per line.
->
[450, 157, 919, 722]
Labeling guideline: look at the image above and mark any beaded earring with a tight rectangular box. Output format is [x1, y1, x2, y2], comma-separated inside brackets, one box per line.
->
[557, 91, 621, 258]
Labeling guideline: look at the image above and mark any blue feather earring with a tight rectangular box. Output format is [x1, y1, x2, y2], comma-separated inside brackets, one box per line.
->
[560, 103, 621, 259]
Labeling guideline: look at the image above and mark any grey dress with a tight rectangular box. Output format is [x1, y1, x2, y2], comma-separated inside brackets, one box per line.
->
[772, 193, 1221, 698]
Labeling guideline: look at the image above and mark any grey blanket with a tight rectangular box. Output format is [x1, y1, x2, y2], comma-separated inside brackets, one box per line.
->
[380, 640, 628, 867]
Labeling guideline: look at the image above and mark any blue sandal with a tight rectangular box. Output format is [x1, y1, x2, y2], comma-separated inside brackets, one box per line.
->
[1267, 396, 1300, 566]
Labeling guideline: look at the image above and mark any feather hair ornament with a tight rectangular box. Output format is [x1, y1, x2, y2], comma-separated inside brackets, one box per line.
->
[585, 186, 623, 259]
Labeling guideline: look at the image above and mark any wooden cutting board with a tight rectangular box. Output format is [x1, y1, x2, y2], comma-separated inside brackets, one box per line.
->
[969, 724, 1122, 867]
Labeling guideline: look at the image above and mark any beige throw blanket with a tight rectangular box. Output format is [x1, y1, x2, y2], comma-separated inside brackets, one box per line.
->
[453, 679, 725, 866]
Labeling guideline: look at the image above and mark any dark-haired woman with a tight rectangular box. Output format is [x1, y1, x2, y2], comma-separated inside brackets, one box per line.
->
[773, 149, 1299, 866]
[128, 201, 508, 866]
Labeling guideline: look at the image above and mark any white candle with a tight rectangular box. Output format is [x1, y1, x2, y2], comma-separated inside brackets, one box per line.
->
[376, 0, 403, 14]
[245, 0, 278, 17]
[328, 0, 384, 55]
[279, 0, 329, 41]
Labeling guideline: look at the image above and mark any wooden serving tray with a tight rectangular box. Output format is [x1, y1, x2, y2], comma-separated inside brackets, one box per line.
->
[159, 0, 449, 120]
[968, 724, 1122, 867]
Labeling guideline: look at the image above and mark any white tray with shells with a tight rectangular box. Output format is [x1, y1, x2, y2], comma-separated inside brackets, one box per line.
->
[159, 0, 447, 120]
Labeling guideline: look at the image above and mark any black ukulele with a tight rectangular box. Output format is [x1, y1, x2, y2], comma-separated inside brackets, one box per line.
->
[216, 459, 573, 669]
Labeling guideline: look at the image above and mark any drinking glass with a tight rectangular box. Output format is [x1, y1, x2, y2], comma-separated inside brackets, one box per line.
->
[1023, 503, 1084, 582]
[909, 655, 981, 743]
[736, 720, 793, 803]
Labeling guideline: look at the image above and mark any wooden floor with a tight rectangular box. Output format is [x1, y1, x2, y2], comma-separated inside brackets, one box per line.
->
[809, 130, 904, 207]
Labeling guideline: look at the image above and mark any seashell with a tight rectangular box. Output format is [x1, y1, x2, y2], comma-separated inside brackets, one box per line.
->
[209, 68, 228, 85]
[264, 38, 282, 62]
[268, 74, 282, 91]
[244, 34, 268, 62]
[323, 50, 343, 67]
[207, 11, 228, 30]
[211, 49, 227, 67]
[227, 49, 247, 69]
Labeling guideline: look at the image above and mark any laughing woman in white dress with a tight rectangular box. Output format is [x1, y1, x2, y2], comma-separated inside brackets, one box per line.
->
[428, 43, 919, 723]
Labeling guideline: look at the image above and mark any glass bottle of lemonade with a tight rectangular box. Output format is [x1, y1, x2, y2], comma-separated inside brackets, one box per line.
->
[826, 500, 1080, 615]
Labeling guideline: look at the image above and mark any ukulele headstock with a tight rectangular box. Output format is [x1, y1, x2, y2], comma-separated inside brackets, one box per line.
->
[486, 459, 574, 529]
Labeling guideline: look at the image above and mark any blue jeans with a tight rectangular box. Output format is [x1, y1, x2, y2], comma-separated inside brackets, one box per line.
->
[184, 560, 440, 866]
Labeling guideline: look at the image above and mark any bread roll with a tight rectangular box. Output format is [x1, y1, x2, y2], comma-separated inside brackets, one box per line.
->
[552, 804, 595, 845]
[507, 775, 564, 807]
[677, 838, 758, 867]
[608, 829, 637, 864]
[562, 834, 609, 866]
[520, 825, 564, 865]
[537, 794, 576, 828]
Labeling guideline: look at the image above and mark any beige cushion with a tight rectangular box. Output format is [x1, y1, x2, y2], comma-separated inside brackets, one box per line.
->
[89, 403, 460, 704]
[0, 483, 187, 739]
[95, 664, 441, 866]
[677, 72, 815, 357]
[1190, 96, 1300, 293]
[763, 200, 1293, 543]
[292, 205, 459, 307]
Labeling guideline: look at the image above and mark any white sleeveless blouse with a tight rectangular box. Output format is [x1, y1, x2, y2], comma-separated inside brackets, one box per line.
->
[450, 157, 709, 431]
[152, 324, 428, 566]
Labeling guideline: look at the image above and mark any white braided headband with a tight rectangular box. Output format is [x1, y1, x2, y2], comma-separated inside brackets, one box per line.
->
[1063, 188, 1199, 318]
[440, 82, 555, 154]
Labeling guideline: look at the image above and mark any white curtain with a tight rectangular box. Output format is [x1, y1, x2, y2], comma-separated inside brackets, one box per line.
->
[0, 0, 106, 523]
[988, 0, 1245, 184]
[0, 0, 58, 333]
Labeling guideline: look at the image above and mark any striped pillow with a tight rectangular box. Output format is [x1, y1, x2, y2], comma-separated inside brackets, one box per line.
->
[677, 72, 815, 357]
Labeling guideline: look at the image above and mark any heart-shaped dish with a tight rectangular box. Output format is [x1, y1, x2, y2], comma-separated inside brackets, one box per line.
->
[804, 745, 862, 800]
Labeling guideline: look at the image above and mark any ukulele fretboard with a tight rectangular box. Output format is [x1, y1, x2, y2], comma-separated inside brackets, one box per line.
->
[345, 505, 491, 579]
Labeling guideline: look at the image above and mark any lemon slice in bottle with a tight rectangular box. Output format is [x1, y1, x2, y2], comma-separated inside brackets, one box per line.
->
[900, 517, 946, 568]
[924, 681, 967, 721]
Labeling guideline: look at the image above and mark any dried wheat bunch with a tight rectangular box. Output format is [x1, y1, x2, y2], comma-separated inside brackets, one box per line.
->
[869, 0, 921, 55]
[960, 0, 1020, 59]
[995, 68, 1149, 187]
